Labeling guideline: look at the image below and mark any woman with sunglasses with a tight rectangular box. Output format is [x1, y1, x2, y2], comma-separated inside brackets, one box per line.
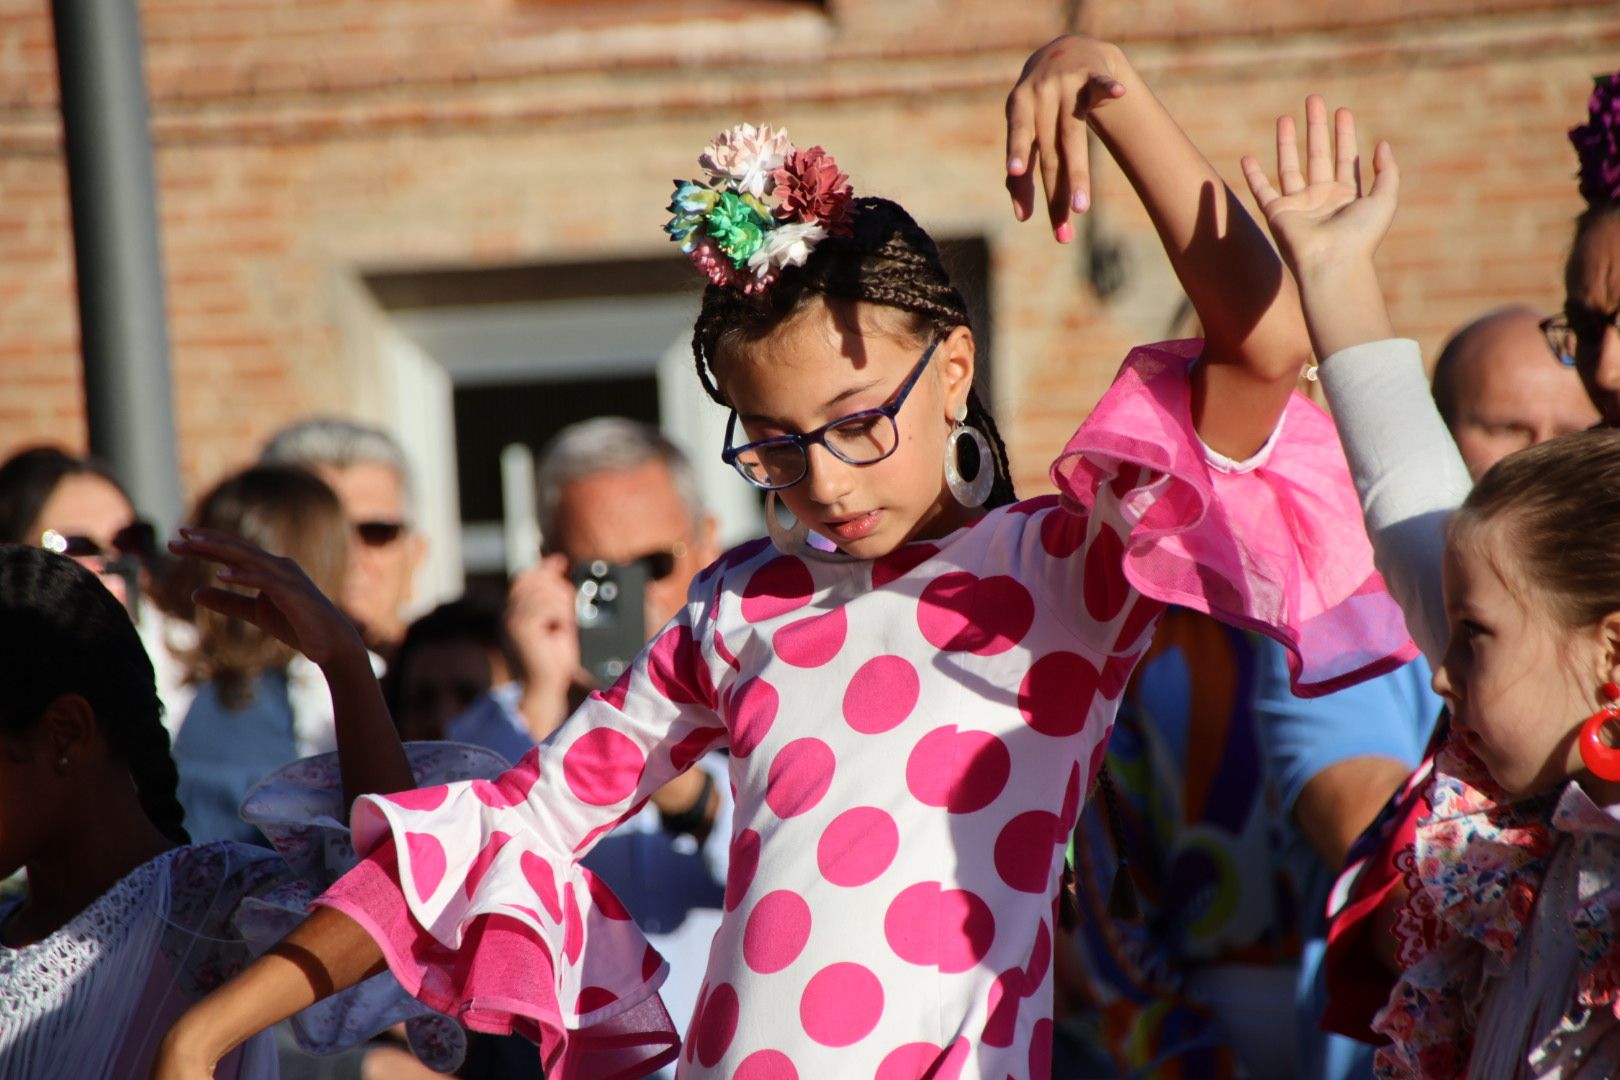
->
[0, 446, 196, 732]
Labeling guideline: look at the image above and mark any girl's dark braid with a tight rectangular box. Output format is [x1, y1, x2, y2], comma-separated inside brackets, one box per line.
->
[0, 544, 190, 845]
[105, 686, 190, 846]
[692, 197, 1018, 508]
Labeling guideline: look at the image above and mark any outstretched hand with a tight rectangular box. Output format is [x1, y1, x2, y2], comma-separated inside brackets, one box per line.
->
[169, 527, 365, 671]
[1240, 96, 1399, 279]
[1004, 35, 1127, 242]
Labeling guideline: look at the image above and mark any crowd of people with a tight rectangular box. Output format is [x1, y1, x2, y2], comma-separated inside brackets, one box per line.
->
[1, 30, 1618, 1080]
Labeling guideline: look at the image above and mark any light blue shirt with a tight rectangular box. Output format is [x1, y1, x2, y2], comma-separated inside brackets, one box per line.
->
[1251, 640, 1442, 1080]
[446, 684, 731, 1055]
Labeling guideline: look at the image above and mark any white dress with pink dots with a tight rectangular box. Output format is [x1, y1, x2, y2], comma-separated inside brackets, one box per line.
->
[317, 341, 1416, 1080]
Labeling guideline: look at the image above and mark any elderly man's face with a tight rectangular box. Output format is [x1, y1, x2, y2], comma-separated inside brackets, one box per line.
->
[316, 461, 424, 651]
[551, 459, 716, 638]
[1446, 311, 1599, 478]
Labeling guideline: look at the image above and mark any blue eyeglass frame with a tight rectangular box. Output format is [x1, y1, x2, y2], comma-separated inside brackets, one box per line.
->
[1542, 307, 1620, 369]
[721, 336, 943, 491]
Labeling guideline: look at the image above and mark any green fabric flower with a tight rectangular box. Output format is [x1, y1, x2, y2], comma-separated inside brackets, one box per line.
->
[708, 191, 771, 267]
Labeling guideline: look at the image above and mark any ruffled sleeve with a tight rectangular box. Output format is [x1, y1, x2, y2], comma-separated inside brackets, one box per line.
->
[315, 600, 730, 1079]
[234, 743, 510, 1072]
[1051, 340, 1417, 696]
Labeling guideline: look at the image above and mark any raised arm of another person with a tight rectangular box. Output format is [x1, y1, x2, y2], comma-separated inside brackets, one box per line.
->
[169, 527, 414, 808]
[1007, 35, 1311, 460]
[1241, 101, 1467, 662]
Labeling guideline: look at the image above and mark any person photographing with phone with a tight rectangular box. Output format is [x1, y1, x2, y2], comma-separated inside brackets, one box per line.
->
[445, 416, 728, 1063]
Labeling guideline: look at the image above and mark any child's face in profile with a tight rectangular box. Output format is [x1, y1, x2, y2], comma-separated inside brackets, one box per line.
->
[1434, 522, 1610, 796]
[717, 301, 980, 558]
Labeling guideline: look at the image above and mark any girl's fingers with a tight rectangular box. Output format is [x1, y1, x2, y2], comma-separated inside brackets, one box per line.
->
[1333, 106, 1359, 190]
[1304, 95, 1331, 186]
[1004, 87, 1037, 221]
[1275, 115, 1303, 196]
[1058, 108, 1090, 226]
[1034, 82, 1063, 234]
[1240, 155, 1280, 212]
[192, 586, 262, 624]
[1367, 139, 1400, 202]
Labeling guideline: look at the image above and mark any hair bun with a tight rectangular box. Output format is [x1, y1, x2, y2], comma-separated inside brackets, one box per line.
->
[1572, 72, 1620, 206]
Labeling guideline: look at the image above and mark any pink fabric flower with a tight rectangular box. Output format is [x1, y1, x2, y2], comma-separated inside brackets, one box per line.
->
[772, 146, 854, 234]
[699, 123, 794, 200]
[687, 236, 768, 294]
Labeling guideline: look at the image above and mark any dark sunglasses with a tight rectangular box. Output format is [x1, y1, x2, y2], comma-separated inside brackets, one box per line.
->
[40, 520, 157, 563]
[354, 520, 408, 547]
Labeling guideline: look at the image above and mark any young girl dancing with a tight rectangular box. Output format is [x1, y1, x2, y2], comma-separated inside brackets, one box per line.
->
[0, 538, 489, 1078]
[1240, 93, 1620, 1077]
[156, 36, 1412, 1079]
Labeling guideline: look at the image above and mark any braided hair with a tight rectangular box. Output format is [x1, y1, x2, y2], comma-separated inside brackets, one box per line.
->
[691, 197, 1017, 509]
[0, 544, 189, 845]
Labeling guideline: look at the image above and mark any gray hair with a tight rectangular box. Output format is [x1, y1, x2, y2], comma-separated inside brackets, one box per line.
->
[260, 417, 414, 515]
[535, 417, 705, 543]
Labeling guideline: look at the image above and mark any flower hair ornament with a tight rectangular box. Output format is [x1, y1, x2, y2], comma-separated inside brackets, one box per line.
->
[665, 123, 855, 293]
[1571, 71, 1620, 205]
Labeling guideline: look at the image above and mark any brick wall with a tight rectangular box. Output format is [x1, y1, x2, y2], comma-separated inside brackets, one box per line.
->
[0, 0, 1616, 504]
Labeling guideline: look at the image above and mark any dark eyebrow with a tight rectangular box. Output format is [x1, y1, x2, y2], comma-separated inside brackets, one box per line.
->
[737, 377, 886, 429]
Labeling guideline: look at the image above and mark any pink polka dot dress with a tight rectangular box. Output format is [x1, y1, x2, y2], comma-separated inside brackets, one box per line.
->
[318, 342, 1416, 1079]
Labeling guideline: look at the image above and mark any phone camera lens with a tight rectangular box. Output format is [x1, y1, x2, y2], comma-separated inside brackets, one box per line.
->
[590, 560, 609, 577]
[579, 580, 599, 600]
[604, 659, 627, 677]
[600, 581, 619, 602]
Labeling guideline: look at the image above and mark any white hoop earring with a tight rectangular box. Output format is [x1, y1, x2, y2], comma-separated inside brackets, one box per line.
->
[765, 491, 810, 554]
[945, 405, 994, 508]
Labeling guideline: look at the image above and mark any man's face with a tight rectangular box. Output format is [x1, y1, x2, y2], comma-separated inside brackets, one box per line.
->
[1447, 312, 1599, 478]
[316, 461, 424, 650]
[551, 459, 717, 638]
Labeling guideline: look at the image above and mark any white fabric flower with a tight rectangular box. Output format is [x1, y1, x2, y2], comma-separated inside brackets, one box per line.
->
[746, 221, 828, 278]
[700, 123, 795, 199]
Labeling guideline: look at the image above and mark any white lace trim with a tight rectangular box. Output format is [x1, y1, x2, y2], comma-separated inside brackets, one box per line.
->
[0, 848, 177, 1019]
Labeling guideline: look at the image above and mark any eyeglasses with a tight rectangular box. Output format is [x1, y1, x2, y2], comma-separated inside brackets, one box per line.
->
[1542, 307, 1620, 369]
[39, 520, 157, 563]
[354, 520, 408, 547]
[721, 337, 942, 491]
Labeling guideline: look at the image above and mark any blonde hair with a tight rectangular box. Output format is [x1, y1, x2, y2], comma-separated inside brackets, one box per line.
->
[181, 465, 349, 705]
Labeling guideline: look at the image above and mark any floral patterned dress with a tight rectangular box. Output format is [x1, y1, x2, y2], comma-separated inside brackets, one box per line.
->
[316, 342, 1416, 1080]
[1373, 737, 1620, 1078]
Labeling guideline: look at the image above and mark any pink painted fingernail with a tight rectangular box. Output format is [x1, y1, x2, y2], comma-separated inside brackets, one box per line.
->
[1072, 191, 1089, 212]
[1007, 157, 1025, 174]
[1056, 221, 1074, 244]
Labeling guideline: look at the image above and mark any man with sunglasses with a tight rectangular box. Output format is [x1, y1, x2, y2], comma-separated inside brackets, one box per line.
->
[261, 418, 426, 666]
[445, 417, 724, 1073]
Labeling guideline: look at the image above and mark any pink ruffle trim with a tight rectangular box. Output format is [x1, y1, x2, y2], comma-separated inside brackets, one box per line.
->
[1053, 340, 1417, 697]
[319, 845, 679, 1080]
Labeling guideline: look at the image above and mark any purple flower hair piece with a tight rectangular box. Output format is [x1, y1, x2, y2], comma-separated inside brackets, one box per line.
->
[1572, 72, 1620, 205]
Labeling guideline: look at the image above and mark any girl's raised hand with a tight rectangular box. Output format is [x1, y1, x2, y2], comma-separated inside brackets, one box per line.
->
[169, 527, 365, 671]
[1240, 96, 1399, 280]
[1005, 35, 1127, 242]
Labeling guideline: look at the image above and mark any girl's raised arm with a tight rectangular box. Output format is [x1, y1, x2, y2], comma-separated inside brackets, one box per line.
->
[1240, 101, 1466, 663]
[1006, 35, 1310, 460]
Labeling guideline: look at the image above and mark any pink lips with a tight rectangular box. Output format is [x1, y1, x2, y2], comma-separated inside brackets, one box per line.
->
[825, 511, 881, 542]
